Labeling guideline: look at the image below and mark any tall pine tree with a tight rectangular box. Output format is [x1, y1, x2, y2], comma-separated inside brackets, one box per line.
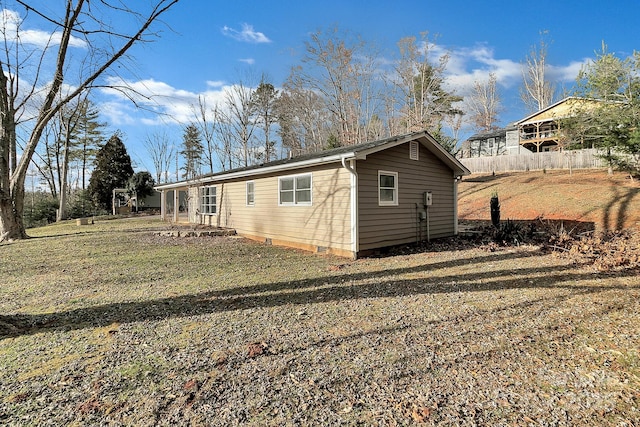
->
[251, 79, 279, 162]
[88, 132, 134, 212]
[76, 99, 106, 191]
[180, 124, 204, 179]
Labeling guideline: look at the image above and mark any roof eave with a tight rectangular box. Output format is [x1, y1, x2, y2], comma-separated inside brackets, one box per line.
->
[154, 151, 356, 191]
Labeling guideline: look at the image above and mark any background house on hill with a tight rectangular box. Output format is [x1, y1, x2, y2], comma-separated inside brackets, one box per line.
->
[517, 97, 602, 152]
[460, 97, 603, 158]
[156, 131, 470, 258]
[458, 125, 519, 158]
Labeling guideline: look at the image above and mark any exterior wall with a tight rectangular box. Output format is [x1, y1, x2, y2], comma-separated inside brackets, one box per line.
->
[357, 142, 455, 251]
[521, 98, 598, 124]
[189, 164, 353, 256]
[523, 102, 572, 123]
[505, 129, 522, 154]
[461, 128, 518, 158]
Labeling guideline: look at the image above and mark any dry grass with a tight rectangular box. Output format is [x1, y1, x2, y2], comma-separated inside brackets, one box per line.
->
[0, 217, 639, 426]
[459, 169, 640, 231]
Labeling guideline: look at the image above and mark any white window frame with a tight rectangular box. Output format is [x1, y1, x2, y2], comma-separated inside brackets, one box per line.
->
[278, 173, 312, 206]
[246, 181, 255, 206]
[378, 171, 398, 206]
[200, 185, 217, 214]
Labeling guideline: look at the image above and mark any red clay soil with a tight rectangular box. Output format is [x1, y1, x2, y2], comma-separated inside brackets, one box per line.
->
[458, 169, 640, 231]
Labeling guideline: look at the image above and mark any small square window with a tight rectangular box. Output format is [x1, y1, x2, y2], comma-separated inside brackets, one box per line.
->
[378, 171, 398, 206]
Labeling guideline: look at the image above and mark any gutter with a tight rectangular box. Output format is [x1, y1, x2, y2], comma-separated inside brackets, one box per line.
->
[155, 151, 357, 191]
[341, 155, 359, 258]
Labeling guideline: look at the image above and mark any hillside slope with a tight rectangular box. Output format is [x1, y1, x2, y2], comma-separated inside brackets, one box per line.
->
[458, 169, 640, 231]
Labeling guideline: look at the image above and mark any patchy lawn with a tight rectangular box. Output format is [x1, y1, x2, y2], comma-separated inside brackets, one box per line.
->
[459, 169, 640, 231]
[0, 218, 638, 425]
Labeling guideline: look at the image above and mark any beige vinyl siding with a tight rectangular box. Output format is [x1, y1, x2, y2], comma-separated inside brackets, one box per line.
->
[357, 142, 455, 250]
[191, 164, 353, 254]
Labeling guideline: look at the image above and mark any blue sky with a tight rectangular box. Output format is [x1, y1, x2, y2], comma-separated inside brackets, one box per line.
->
[11, 0, 640, 175]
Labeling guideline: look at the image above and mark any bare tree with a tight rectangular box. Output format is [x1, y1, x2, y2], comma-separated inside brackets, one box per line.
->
[55, 97, 83, 221]
[251, 76, 279, 163]
[521, 31, 556, 113]
[443, 111, 464, 149]
[192, 95, 217, 174]
[220, 78, 258, 168]
[467, 72, 501, 132]
[286, 27, 379, 146]
[392, 33, 462, 134]
[0, 0, 179, 241]
[211, 104, 235, 171]
[277, 85, 332, 155]
[144, 131, 175, 183]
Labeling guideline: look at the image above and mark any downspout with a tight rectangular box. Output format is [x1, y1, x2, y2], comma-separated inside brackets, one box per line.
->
[341, 155, 358, 258]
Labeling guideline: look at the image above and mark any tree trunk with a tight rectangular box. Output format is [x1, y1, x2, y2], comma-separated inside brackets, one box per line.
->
[0, 1, 179, 239]
[0, 187, 28, 242]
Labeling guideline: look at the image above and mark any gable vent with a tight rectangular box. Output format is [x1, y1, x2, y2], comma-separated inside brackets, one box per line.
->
[409, 141, 419, 160]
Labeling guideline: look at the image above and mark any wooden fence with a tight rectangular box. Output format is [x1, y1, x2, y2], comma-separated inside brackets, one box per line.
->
[459, 149, 606, 174]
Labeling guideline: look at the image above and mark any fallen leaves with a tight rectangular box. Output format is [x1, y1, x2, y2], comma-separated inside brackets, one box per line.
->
[247, 342, 269, 358]
[1, 218, 638, 426]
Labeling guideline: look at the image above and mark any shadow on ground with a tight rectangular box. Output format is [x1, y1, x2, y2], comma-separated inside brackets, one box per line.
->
[1, 245, 636, 339]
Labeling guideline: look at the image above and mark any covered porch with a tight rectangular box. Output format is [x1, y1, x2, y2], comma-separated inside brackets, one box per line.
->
[158, 187, 190, 223]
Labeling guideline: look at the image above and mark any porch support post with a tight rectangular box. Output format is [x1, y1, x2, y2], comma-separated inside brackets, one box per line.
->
[173, 189, 179, 222]
[160, 190, 166, 221]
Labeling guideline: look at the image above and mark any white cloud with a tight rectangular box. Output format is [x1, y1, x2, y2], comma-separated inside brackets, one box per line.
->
[442, 42, 587, 97]
[1, 9, 86, 48]
[239, 58, 255, 65]
[206, 80, 226, 88]
[99, 101, 138, 126]
[99, 77, 200, 125]
[442, 43, 524, 96]
[547, 60, 586, 83]
[98, 77, 256, 128]
[221, 23, 271, 43]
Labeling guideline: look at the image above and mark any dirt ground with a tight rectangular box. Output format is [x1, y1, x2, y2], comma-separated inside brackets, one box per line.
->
[458, 169, 640, 231]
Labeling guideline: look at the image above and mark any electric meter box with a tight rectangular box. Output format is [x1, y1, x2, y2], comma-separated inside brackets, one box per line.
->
[423, 191, 432, 206]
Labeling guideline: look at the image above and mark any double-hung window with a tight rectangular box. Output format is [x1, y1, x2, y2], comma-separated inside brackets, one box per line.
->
[279, 173, 312, 205]
[246, 181, 255, 206]
[378, 171, 398, 206]
[200, 186, 217, 214]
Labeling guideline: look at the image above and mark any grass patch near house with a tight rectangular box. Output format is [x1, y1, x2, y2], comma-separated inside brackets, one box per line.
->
[1, 216, 639, 425]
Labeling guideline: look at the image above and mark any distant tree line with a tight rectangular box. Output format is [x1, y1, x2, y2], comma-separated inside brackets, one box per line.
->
[148, 29, 562, 180]
[560, 43, 640, 177]
[6, 5, 640, 236]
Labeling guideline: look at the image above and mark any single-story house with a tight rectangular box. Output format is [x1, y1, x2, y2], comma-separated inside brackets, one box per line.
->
[155, 131, 470, 258]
